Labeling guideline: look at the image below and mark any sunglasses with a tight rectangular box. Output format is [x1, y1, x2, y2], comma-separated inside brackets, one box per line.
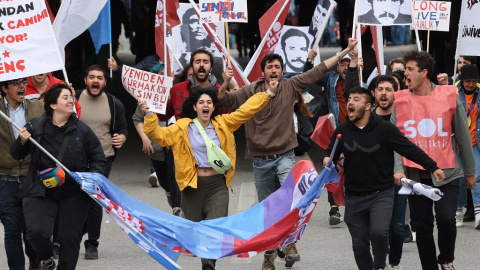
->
[8, 78, 28, 86]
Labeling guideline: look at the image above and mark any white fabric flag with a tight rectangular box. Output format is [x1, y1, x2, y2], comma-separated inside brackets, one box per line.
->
[399, 178, 444, 201]
[53, 0, 108, 62]
[455, 0, 480, 58]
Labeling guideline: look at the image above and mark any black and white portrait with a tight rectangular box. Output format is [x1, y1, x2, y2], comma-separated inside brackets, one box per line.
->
[357, 0, 412, 25]
[309, 0, 332, 38]
[168, 3, 224, 73]
[274, 26, 313, 73]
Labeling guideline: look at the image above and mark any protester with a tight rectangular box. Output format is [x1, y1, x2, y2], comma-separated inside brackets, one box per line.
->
[218, 38, 357, 269]
[10, 84, 106, 270]
[76, 64, 128, 260]
[26, 73, 82, 118]
[437, 56, 477, 86]
[388, 57, 405, 74]
[1, 78, 43, 270]
[454, 64, 480, 229]
[323, 86, 444, 270]
[142, 86, 277, 270]
[392, 51, 476, 270]
[132, 104, 182, 216]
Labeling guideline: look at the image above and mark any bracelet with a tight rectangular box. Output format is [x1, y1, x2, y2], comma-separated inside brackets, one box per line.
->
[266, 89, 276, 97]
[335, 52, 342, 61]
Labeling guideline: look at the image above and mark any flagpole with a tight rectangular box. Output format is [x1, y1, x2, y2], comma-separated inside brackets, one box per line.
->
[408, 0, 421, 51]
[109, 0, 113, 78]
[167, 43, 183, 70]
[163, 0, 168, 76]
[225, 22, 231, 67]
[62, 68, 70, 85]
[426, 30, 430, 53]
[0, 110, 70, 174]
[243, 0, 290, 77]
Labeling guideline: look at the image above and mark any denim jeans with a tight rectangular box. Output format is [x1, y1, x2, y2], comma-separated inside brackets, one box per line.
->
[410, 178, 459, 269]
[388, 185, 408, 266]
[0, 179, 35, 270]
[458, 146, 480, 208]
[253, 150, 295, 202]
[344, 188, 394, 270]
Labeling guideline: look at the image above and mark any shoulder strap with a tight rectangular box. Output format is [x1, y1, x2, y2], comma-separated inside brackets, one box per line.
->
[57, 132, 71, 162]
[193, 118, 213, 144]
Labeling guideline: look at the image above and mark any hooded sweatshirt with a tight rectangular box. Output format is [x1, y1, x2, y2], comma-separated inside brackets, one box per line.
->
[325, 113, 439, 195]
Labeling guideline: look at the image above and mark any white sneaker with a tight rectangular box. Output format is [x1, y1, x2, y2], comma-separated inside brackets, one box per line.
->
[456, 213, 464, 227]
[148, 172, 159, 187]
[411, 231, 416, 242]
[475, 215, 480, 230]
[390, 265, 402, 269]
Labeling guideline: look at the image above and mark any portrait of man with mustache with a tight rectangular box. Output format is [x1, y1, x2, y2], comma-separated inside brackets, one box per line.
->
[358, 0, 412, 25]
[279, 28, 311, 73]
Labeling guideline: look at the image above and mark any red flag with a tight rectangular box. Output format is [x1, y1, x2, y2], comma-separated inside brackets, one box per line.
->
[369, 26, 384, 75]
[244, 0, 291, 82]
[45, 0, 55, 23]
[155, 0, 180, 76]
[310, 114, 336, 150]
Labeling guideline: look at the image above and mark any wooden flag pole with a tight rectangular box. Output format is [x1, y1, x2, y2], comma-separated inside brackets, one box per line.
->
[225, 22, 231, 67]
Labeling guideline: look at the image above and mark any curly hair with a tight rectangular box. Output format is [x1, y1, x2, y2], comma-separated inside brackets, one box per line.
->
[403, 50, 435, 80]
[179, 89, 221, 119]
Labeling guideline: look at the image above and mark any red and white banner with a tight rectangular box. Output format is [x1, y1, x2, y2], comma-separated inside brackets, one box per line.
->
[244, 0, 291, 82]
[199, 0, 248, 23]
[0, 0, 63, 80]
[122, 65, 173, 115]
[455, 0, 480, 58]
[155, 0, 180, 76]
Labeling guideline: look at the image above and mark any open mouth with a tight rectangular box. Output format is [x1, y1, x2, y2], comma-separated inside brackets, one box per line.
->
[202, 109, 209, 117]
[269, 74, 279, 81]
[348, 106, 355, 117]
[405, 77, 411, 87]
[91, 83, 100, 91]
[17, 90, 25, 98]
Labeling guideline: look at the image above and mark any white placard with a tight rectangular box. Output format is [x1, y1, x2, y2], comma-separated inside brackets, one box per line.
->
[199, 0, 248, 23]
[121, 65, 173, 115]
[0, 0, 63, 80]
[411, 1, 451, 31]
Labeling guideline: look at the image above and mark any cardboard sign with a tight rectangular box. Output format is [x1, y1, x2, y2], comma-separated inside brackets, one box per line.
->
[0, 0, 63, 80]
[121, 65, 173, 115]
[199, 0, 247, 23]
[412, 1, 451, 31]
[274, 26, 314, 73]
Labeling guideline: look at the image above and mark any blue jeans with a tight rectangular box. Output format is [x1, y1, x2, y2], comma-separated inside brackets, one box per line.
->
[253, 150, 295, 202]
[388, 185, 408, 266]
[0, 179, 35, 270]
[391, 25, 407, 45]
[458, 146, 480, 208]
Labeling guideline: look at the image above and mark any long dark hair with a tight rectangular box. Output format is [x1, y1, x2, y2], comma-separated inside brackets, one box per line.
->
[179, 90, 221, 119]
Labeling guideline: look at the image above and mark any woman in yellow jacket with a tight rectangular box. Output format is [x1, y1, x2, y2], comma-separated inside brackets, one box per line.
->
[142, 86, 277, 270]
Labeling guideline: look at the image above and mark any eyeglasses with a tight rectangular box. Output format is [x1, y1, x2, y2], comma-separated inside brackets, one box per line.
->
[338, 63, 348, 67]
[60, 95, 75, 102]
[8, 78, 28, 86]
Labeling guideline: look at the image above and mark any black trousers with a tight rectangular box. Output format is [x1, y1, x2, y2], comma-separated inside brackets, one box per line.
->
[344, 188, 394, 270]
[83, 156, 114, 248]
[151, 149, 181, 208]
[409, 178, 459, 269]
[24, 192, 90, 270]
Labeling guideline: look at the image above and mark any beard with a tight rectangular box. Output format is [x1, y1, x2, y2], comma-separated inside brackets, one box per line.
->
[352, 105, 367, 123]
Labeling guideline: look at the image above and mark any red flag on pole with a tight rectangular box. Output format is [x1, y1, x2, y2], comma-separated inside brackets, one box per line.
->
[45, 0, 55, 23]
[155, 0, 180, 76]
[369, 26, 384, 75]
[244, 0, 291, 82]
[310, 114, 336, 150]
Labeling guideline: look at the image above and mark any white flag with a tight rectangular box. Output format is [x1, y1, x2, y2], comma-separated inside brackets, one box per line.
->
[455, 0, 480, 58]
[53, 0, 108, 62]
